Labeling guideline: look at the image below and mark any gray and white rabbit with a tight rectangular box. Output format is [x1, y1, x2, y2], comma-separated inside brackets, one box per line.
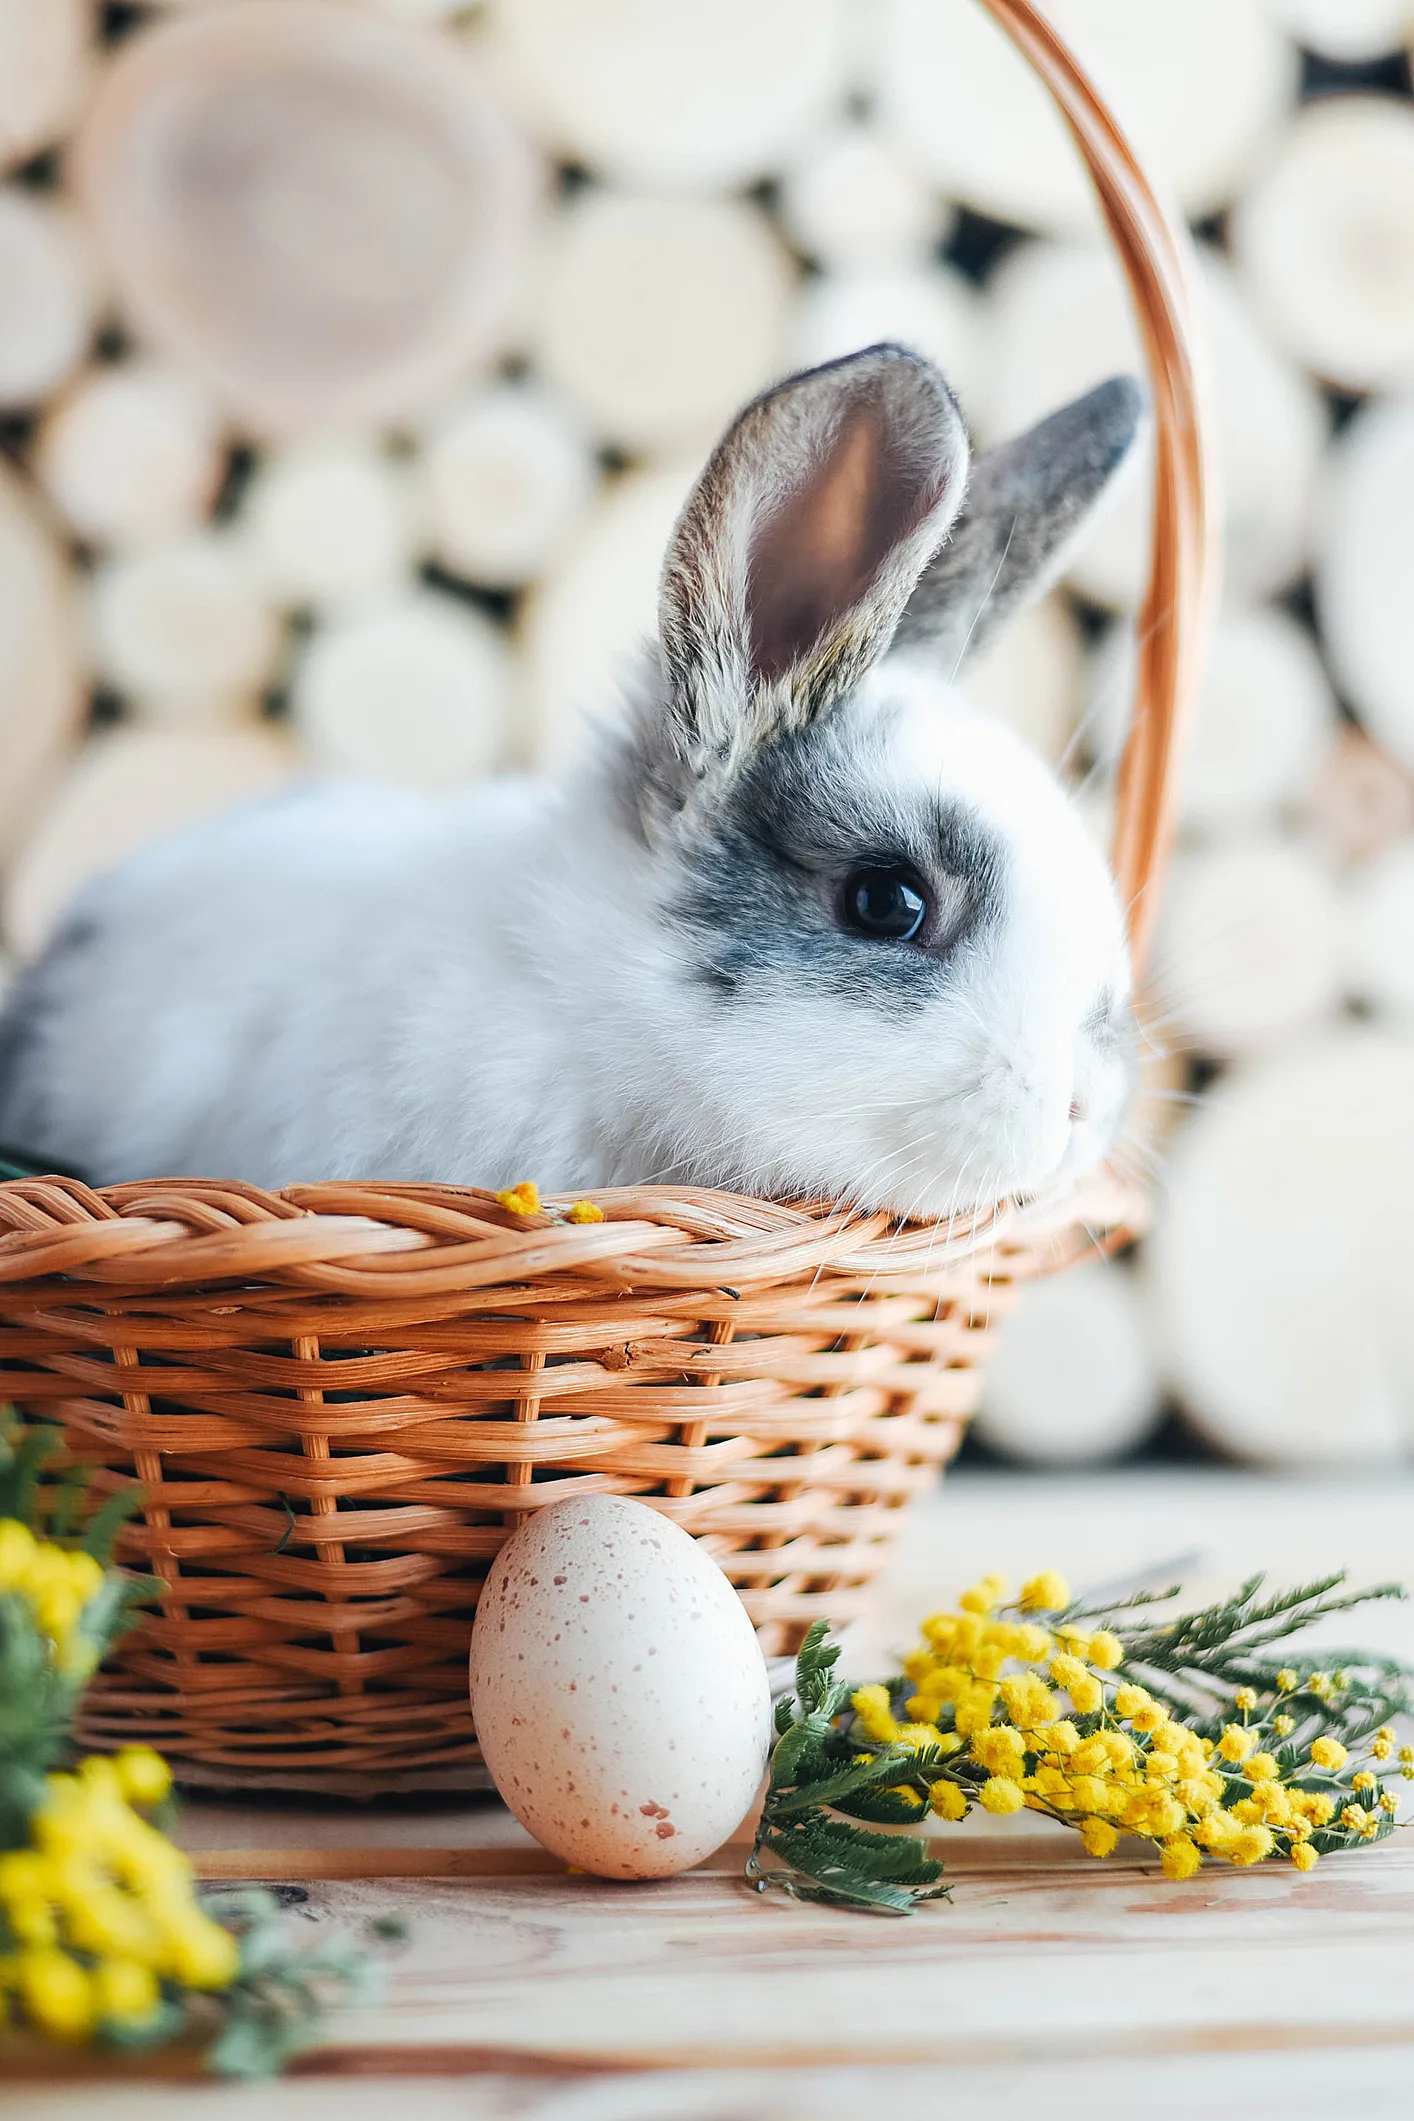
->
[0, 345, 1141, 1219]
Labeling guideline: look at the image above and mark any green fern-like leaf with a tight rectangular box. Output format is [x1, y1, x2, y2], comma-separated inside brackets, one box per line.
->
[767, 1748, 912, 1818]
[1099, 1571, 1413, 1729]
[0, 1413, 147, 1573]
[831, 1783, 938, 1826]
[0, 1423, 60, 1528]
[748, 1622, 948, 1914]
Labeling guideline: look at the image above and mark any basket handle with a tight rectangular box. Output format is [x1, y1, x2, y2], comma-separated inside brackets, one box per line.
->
[976, 0, 1218, 974]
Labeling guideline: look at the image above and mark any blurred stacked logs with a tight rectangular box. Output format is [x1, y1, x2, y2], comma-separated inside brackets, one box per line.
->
[0, 0, 1412, 1469]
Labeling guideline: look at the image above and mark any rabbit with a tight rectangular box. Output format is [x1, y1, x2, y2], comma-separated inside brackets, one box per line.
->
[0, 345, 1143, 1220]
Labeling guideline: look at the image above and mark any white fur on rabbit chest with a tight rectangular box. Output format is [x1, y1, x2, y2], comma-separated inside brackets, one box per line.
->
[468, 1495, 773, 1879]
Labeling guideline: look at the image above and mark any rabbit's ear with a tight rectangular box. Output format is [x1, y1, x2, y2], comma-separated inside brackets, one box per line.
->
[658, 344, 969, 781]
[893, 376, 1146, 669]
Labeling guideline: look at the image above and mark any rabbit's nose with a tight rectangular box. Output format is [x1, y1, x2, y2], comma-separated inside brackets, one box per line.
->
[1068, 1098, 1084, 1123]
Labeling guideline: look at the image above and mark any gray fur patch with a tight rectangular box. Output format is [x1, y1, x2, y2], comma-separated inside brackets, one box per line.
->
[661, 712, 1006, 1010]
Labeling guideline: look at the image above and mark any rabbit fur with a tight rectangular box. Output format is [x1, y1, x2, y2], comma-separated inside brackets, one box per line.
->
[0, 346, 1143, 1219]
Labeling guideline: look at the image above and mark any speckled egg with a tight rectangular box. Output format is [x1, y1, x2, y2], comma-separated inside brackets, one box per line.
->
[469, 1493, 773, 1879]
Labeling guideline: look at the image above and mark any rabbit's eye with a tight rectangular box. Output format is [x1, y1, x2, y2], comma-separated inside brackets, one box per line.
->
[841, 866, 929, 943]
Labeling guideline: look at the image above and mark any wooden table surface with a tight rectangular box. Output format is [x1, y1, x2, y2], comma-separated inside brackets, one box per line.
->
[7, 1469, 1414, 2118]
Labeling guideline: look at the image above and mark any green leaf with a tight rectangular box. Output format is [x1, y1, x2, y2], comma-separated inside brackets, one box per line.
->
[1087, 1569, 1412, 1724]
[748, 1620, 950, 1914]
[793, 1620, 840, 1716]
[767, 1748, 912, 1816]
[766, 1719, 826, 1791]
[831, 1783, 936, 1825]
[206, 2011, 300, 2081]
[774, 1813, 942, 1881]
[757, 1833, 937, 1913]
[1064, 1582, 1184, 1622]
[0, 1422, 59, 1527]
[761, 1816, 944, 1895]
[81, 1484, 145, 1566]
[767, 1876, 925, 1914]
[48, 1465, 89, 1543]
[192, 1890, 394, 2078]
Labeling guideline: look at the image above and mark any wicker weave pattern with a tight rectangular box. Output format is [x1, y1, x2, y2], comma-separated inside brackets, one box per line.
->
[0, 1173, 1141, 1791]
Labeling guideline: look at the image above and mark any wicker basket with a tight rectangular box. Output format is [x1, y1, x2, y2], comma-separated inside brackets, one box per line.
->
[0, 0, 1212, 1796]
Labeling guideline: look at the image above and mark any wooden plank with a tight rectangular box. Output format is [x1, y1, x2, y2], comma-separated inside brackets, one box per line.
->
[9, 2049, 1414, 2118]
[193, 1846, 570, 1880]
[186, 1828, 1112, 1881]
[9, 1850, 1414, 2099]
[222, 1844, 1414, 2073]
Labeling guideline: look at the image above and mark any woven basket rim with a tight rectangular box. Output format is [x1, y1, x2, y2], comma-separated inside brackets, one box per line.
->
[0, 1167, 1145, 1295]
